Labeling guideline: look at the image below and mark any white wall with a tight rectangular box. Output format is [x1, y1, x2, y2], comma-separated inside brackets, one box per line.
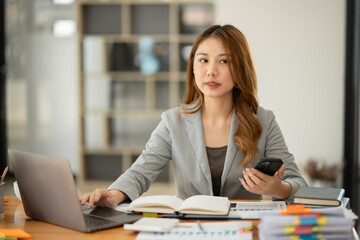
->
[216, 0, 346, 165]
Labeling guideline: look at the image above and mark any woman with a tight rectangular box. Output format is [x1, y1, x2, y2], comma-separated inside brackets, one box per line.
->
[80, 24, 306, 208]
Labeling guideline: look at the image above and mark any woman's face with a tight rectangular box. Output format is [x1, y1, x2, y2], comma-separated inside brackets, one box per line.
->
[193, 37, 234, 101]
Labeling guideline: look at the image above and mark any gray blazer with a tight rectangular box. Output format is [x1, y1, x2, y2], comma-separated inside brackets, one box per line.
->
[108, 106, 307, 201]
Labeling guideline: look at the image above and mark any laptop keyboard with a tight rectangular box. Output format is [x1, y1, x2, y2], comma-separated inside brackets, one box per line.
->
[84, 214, 116, 228]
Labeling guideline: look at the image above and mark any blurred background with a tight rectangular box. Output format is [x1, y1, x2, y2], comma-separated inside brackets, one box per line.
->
[0, 0, 358, 228]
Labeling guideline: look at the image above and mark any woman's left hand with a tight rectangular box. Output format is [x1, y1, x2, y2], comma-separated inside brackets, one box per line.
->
[239, 165, 291, 199]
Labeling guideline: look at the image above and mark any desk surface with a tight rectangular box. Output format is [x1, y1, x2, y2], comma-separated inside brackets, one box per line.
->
[1, 197, 260, 240]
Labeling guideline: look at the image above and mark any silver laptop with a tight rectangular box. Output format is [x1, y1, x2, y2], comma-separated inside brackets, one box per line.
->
[8, 149, 142, 232]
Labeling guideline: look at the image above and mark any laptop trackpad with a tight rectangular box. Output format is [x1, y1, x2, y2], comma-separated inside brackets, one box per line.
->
[84, 206, 141, 222]
[88, 207, 126, 218]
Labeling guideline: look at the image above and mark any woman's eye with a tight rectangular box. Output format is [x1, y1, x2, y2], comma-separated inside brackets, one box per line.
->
[220, 59, 227, 64]
[199, 59, 208, 63]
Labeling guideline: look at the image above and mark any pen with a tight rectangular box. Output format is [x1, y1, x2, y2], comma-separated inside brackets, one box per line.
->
[0, 166, 8, 183]
[196, 220, 204, 232]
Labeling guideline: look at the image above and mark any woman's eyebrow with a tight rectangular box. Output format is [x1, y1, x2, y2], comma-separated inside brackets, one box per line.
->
[196, 52, 208, 56]
[195, 52, 228, 57]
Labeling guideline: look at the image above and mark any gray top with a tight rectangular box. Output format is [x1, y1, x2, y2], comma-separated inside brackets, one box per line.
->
[108, 106, 307, 201]
[206, 146, 227, 196]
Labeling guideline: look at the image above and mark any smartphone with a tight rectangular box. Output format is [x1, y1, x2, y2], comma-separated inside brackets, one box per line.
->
[254, 158, 283, 176]
[240, 158, 283, 189]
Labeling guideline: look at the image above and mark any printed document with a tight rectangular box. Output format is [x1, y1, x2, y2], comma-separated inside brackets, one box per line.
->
[135, 221, 253, 240]
[230, 201, 287, 219]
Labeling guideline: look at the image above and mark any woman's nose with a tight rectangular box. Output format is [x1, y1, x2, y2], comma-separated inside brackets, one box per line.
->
[206, 63, 218, 77]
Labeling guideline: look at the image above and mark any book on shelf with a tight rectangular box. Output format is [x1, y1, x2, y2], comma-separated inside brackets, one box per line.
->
[127, 195, 230, 215]
[293, 186, 345, 206]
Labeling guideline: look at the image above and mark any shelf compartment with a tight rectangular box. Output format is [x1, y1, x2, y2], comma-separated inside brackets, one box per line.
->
[85, 154, 123, 180]
[179, 42, 193, 72]
[178, 80, 187, 103]
[130, 4, 170, 35]
[84, 77, 111, 110]
[179, 4, 214, 35]
[109, 117, 160, 147]
[83, 115, 104, 149]
[155, 81, 169, 109]
[106, 41, 170, 73]
[82, 5, 122, 35]
[107, 42, 137, 71]
[111, 80, 146, 110]
[82, 37, 107, 74]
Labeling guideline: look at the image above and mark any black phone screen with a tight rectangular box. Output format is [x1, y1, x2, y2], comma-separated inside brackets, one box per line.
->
[254, 158, 283, 176]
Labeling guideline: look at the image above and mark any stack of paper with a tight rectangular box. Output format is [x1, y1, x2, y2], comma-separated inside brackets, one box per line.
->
[258, 204, 358, 240]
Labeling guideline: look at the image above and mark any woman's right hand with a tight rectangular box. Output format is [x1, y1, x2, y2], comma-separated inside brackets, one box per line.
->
[80, 189, 128, 209]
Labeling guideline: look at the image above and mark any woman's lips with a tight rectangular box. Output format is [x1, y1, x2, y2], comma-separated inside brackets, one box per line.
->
[205, 81, 220, 88]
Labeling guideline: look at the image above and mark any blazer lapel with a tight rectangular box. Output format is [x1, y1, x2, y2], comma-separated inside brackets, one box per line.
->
[184, 110, 212, 188]
[221, 109, 240, 189]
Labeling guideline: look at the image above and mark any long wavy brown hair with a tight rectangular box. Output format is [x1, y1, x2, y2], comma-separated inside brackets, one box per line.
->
[180, 24, 262, 168]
